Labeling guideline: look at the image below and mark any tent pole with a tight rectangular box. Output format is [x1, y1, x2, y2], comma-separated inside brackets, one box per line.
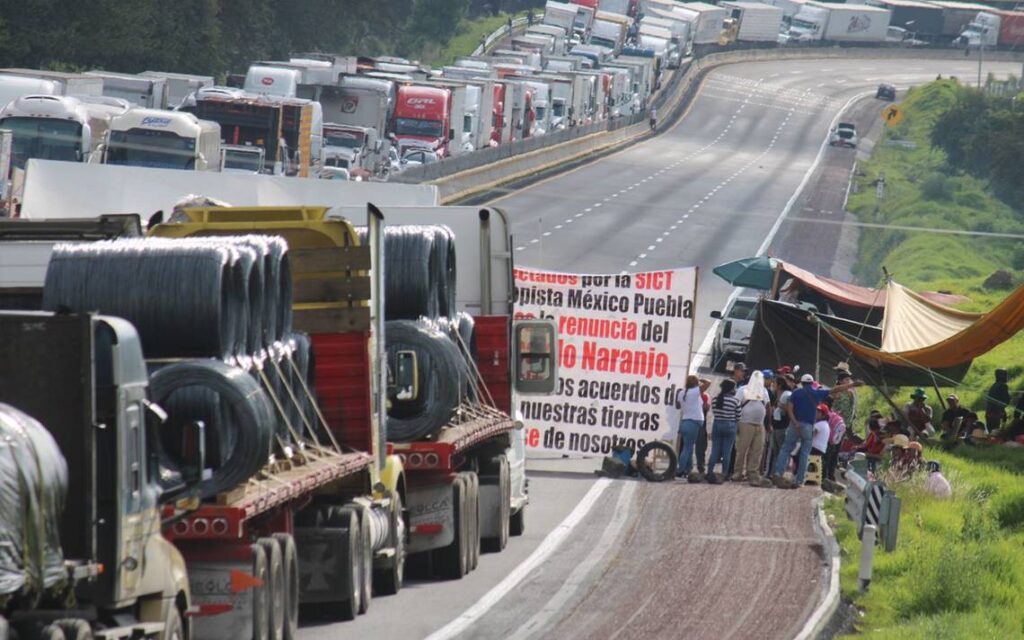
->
[816, 322, 821, 382]
[770, 264, 783, 300]
[931, 374, 946, 411]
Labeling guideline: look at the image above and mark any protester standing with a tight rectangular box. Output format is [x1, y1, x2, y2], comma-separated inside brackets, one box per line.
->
[675, 375, 710, 480]
[773, 374, 862, 489]
[695, 379, 711, 475]
[733, 371, 771, 486]
[830, 362, 857, 434]
[823, 404, 845, 481]
[811, 405, 830, 456]
[706, 379, 740, 483]
[769, 374, 793, 467]
[985, 369, 1011, 432]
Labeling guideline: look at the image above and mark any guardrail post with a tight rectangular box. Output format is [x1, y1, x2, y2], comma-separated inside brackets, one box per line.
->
[859, 524, 876, 592]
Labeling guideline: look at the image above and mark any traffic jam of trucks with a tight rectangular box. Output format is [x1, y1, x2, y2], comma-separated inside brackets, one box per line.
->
[1, 1, 1023, 637]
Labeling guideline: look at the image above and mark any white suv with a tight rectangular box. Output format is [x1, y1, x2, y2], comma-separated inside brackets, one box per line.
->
[829, 122, 857, 148]
[710, 296, 759, 372]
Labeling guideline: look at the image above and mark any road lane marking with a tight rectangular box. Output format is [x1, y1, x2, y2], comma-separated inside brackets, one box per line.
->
[424, 478, 613, 640]
[508, 482, 637, 640]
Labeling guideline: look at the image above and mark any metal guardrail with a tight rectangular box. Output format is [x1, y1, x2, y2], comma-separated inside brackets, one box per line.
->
[472, 16, 530, 57]
[844, 453, 902, 591]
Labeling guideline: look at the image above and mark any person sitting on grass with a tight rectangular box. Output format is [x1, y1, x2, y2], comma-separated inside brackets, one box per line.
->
[923, 460, 952, 498]
[903, 388, 935, 438]
[940, 393, 972, 440]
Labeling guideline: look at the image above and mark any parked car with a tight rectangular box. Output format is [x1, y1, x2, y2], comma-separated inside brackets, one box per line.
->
[829, 122, 857, 148]
[876, 84, 896, 101]
[710, 296, 759, 372]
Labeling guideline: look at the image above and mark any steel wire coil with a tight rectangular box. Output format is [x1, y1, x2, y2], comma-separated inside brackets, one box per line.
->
[358, 225, 456, 320]
[384, 320, 469, 442]
[150, 359, 274, 499]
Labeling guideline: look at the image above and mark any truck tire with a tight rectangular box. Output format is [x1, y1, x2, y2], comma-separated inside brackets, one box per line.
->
[464, 472, 480, 571]
[55, 620, 93, 640]
[252, 543, 270, 640]
[481, 456, 510, 553]
[510, 504, 526, 537]
[258, 537, 285, 640]
[347, 505, 373, 614]
[433, 476, 467, 580]
[373, 491, 405, 596]
[324, 506, 361, 620]
[271, 533, 299, 640]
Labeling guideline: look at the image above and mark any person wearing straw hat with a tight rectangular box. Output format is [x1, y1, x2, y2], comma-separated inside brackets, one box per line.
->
[831, 362, 857, 435]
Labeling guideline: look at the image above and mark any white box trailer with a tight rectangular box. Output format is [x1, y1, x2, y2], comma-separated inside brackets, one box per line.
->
[544, 1, 581, 36]
[84, 71, 167, 108]
[647, 7, 695, 54]
[0, 70, 104, 99]
[787, 1, 890, 42]
[671, 3, 728, 45]
[721, 2, 784, 42]
[928, 1, 994, 39]
[527, 25, 569, 54]
[141, 71, 214, 109]
[763, 0, 811, 20]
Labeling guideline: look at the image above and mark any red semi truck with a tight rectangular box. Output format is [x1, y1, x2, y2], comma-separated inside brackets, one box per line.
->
[392, 84, 454, 157]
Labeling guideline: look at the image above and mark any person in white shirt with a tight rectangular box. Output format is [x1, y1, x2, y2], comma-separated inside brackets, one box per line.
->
[811, 403, 830, 456]
[923, 460, 952, 498]
[675, 375, 710, 479]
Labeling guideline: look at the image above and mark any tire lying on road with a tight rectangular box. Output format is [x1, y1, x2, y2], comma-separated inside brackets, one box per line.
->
[636, 441, 678, 482]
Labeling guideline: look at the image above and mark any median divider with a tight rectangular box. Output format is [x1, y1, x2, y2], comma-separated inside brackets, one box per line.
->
[394, 46, 1024, 205]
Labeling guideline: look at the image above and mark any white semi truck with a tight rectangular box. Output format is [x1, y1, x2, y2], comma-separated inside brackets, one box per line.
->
[782, 1, 892, 42]
[102, 108, 221, 171]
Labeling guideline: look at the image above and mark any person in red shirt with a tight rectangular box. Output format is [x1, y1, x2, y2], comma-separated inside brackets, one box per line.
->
[856, 415, 886, 471]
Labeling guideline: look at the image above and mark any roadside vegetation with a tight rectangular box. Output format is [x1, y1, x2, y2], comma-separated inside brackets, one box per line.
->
[832, 79, 1024, 638]
[424, 10, 531, 66]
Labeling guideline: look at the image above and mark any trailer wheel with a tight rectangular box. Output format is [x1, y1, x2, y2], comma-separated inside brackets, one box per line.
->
[271, 533, 299, 640]
[39, 626, 66, 640]
[373, 491, 405, 595]
[258, 537, 285, 640]
[482, 455, 510, 553]
[464, 472, 480, 571]
[252, 543, 270, 640]
[434, 476, 467, 580]
[324, 506, 361, 620]
[510, 504, 526, 537]
[348, 505, 374, 614]
[55, 620, 93, 640]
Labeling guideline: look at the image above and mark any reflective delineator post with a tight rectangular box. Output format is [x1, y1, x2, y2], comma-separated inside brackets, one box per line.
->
[859, 524, 877, 592]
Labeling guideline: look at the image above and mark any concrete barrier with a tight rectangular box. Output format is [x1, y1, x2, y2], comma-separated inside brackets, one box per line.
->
[401, 46, 1024, 204]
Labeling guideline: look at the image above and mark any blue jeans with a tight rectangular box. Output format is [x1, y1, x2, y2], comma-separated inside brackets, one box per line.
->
[707, 419, 737, 476]
[678, 419, 703, 474]
[773, 421, 814, 484]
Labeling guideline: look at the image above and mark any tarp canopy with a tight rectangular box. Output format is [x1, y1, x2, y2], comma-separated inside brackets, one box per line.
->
[746, 299, 972, 387]
[833, 282, 1024, 370]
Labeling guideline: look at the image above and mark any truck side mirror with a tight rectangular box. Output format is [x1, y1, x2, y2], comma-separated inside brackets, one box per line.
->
[449, 128, 456, 141]
[710, 310, 722, 319]
[180, 420, 207, 486]
[513, 320, 558, 395]
[390, 350, 419, 401]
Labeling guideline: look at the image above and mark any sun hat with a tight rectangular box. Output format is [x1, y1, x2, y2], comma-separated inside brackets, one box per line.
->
[890, 434, 910, 448]
[907, 441, 923, 452]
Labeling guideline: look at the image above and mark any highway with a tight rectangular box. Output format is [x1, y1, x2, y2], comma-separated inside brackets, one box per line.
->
[298, 56, 1021, 640]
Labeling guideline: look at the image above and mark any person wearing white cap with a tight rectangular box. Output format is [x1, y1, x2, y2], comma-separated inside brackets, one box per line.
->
[772, 373, 863, 489]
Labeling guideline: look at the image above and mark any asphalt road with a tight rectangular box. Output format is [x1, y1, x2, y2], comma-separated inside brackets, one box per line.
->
[298, 56, 1021, 640]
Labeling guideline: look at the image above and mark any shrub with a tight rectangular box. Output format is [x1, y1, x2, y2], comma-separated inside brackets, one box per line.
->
[992, 491, 1024, 531]
[920, 173, 951, 200]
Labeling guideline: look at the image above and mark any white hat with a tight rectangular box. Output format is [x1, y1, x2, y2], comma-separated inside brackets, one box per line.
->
[800, 373, 814, 383]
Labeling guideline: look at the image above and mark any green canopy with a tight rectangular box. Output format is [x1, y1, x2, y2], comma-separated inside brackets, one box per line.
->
[712, 256, 779, 289]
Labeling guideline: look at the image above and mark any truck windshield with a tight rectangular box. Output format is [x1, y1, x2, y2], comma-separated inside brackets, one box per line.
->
[553, 101, 566, 118]
[0, 117, 83, 170]
[395, 117, 444, 138]
[325, 132, 364, 148]
[223, 149, 263, 172]
[791, 18, 817, 30]
[106, 129, 197, 170]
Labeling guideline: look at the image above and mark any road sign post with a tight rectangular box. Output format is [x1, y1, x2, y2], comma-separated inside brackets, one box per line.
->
[859, 524, 877, 592]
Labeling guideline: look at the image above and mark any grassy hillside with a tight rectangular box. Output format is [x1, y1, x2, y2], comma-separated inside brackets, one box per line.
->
[834, 79, 1024, 639]
[420, 11, 529, 66]
[845, 79, 1024, 412]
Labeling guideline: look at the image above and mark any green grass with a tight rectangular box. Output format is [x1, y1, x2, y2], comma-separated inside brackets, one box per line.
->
[826, 447, 1024, 638]
[834, 79, 1024, 639]
[421, 11, 530, 67]
[846, 79, 1024, 415]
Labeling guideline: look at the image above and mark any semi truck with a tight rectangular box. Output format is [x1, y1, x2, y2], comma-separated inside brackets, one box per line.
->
[958, 9, 1024, 47]
[0, 94, 129, 172]
[721, 2, 785, 43]
[545, 0, 582, 37]
[323, 123, 388, 179]
[393, 84, 453, 157]
[782, 2, 892, 43]
[0, 310, 198, 640]
[102, 108, 221, 171]
[864, 0, 944, 40]
[672, 2, 728, 46]
[589, 17, 627, 54]
[187, 88, 322, 177]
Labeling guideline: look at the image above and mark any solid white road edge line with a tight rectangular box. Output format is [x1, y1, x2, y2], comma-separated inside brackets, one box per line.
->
[423, 478, 613, 640]
[794, 497, 842, 640]
[690, 90, 874, 374]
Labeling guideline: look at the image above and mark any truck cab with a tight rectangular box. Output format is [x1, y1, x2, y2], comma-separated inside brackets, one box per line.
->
[0, 311, 193, 639]
[0, 95, 95, 171]
[710, 296, 759, 371]
[393, 84, 453, 157]
[103, 108, 221, 171]
[219, 143, 266, 173]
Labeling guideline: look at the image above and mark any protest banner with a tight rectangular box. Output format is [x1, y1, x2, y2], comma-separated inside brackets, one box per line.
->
[513, 267, 698, 456]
